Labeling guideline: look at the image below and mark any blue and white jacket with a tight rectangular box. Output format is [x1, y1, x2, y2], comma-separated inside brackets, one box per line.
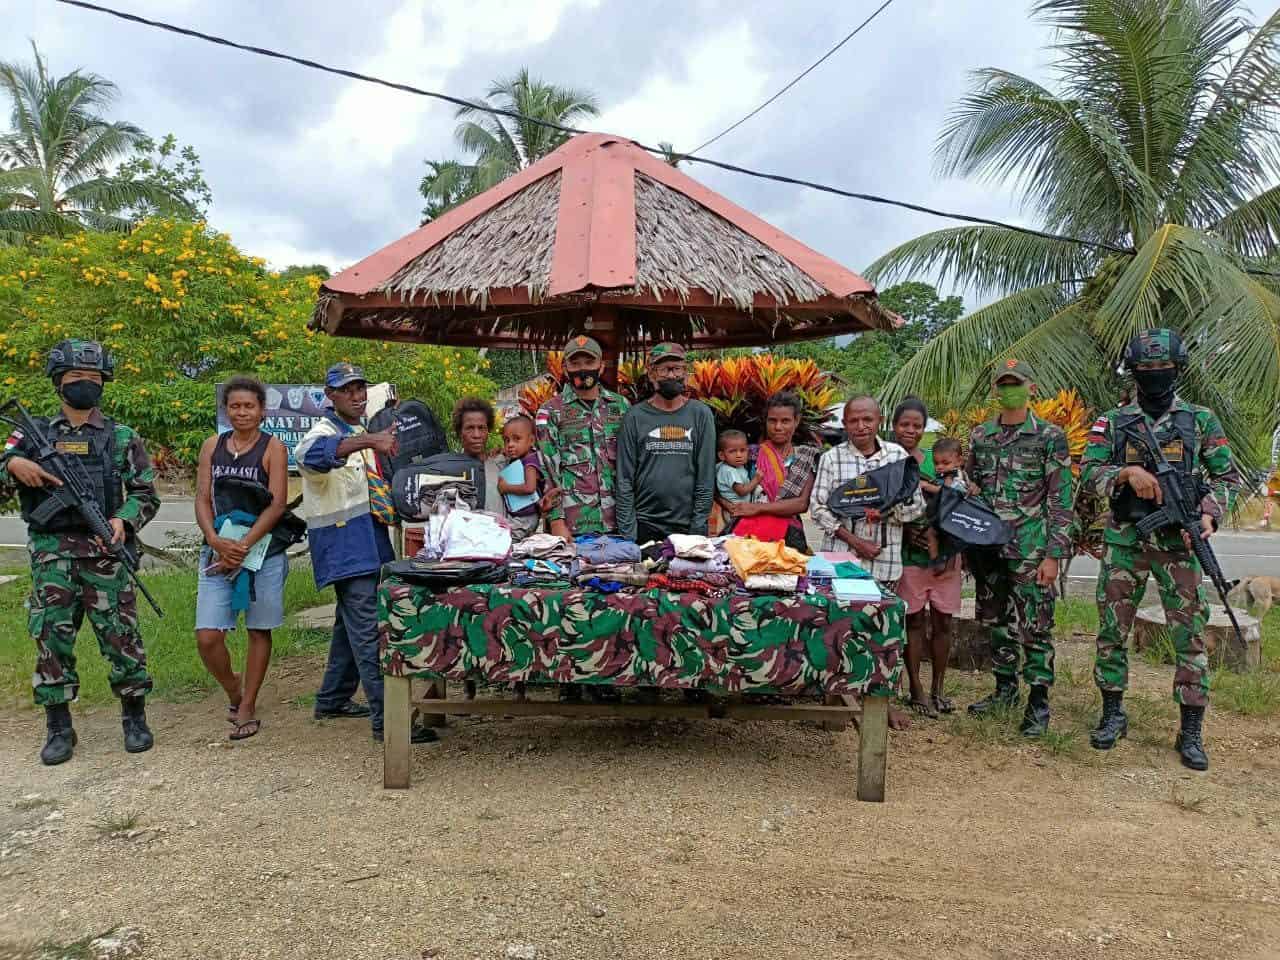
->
[294, 413, 393, 588]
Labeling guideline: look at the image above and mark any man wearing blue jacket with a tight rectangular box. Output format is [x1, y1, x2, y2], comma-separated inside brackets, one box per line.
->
[295, 363, 435, 744]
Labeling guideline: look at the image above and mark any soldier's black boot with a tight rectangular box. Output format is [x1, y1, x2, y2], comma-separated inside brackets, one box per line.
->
[1175, 704, 1208, 771]
[1090, 691, 1128, 750]
[40, 704, 77, 766]
[1019, 685, 1051, 737]
[120, 696, 154, 754]
[967, 677, 1019, 716]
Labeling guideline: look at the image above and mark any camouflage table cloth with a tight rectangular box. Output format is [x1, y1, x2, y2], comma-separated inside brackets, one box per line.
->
[378, 577, 904, 696]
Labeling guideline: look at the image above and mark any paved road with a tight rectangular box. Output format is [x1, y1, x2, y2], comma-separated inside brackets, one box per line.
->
[3, 503, 1278, 581]
[0, 499, 202, 551]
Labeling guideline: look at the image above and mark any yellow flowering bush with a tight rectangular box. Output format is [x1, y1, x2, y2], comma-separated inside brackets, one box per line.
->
[0, 219, 494, 464]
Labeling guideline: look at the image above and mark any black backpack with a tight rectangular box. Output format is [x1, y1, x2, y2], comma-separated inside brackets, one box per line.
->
[211, 477, 307, 557]
[391, 453, 485, 521]
[934, 485, 1012, 548]
[367, 399, 448, 480]
[826, 456, 921, 519]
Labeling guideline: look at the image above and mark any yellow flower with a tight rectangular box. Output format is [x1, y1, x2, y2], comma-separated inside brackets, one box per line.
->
[3, 377, 13, 386]
[144, 273, 162, 293]
[110, 323, 124, 332]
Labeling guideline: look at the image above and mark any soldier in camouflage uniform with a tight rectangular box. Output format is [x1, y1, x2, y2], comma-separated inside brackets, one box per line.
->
[965, 359, 1075, 737]
[535, 335, 630, 540]
[0, 340, 160, 765]
[1081, 329, 1241, 771]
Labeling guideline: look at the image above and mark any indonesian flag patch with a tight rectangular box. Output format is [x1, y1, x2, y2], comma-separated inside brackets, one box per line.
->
[3, 430, 22, 452]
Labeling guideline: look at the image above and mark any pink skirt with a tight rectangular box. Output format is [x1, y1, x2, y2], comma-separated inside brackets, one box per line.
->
[896, 559, 963, 616]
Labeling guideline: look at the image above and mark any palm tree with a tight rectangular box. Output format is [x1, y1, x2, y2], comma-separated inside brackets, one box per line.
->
[419, 69, 599, 222]
[0, 43, 187, 244]
[868, 0, 1280, 462]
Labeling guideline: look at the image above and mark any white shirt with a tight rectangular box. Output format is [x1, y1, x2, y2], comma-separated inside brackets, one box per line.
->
[810, 439, 926, 583]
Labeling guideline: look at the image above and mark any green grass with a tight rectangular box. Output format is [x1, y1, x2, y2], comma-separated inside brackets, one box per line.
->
[0, 561, 331, 706]
[95, 809, 142, 834]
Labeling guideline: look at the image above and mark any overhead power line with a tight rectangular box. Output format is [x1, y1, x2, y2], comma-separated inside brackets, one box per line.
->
[55, 0, 1187, 263]
[687, 0, 901, 156]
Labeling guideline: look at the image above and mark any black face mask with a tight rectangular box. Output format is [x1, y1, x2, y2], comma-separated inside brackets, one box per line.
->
[656, 378, 685, 400]
[1133, 367, 1178, 416]
[568, 368, 601, 391]
[60, 380, 103, 411]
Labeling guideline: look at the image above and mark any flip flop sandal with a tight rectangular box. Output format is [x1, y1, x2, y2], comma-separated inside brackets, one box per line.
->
[932, 695, 955, 715]
[909, 698, 939, 718]
[229, 719, 261, 741]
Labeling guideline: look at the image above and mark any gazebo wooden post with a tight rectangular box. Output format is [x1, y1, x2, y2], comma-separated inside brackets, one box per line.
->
[588, 304, 622, 389]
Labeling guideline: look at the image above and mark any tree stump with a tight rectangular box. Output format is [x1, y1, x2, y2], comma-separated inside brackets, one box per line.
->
[1132, 605, 1261, 672]
[916, 598, 991, 671]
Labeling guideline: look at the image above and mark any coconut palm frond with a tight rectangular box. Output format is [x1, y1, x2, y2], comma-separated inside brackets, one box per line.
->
[1095, 223, 1240, 353]
[62, 175, 178, 217]
[1193, 274, 1280, 408]
[1213, 184, 1280, 260]
[878, 282, 1069, 410]
[865, 224, 1099, 298]
[1172, 8, 1280, 225]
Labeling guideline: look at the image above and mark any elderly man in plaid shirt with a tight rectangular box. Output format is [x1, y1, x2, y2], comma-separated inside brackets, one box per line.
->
[810, 396, 926, 584]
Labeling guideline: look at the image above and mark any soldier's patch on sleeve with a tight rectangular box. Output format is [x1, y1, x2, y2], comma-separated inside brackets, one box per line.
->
[3, 430, 22, 451]
[535, 411, 549, 428]
[1088, 417, 1108, 436]
[1207, 436, 1229, 448]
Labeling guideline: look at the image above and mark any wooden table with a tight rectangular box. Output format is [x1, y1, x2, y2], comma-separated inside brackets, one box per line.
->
[377, 578, 904, 801]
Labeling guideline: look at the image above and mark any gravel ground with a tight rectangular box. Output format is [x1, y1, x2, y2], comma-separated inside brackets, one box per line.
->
[2, 641, 1278, 960]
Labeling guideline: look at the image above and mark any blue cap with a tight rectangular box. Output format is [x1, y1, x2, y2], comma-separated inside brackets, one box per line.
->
[325, 362, 367, 389]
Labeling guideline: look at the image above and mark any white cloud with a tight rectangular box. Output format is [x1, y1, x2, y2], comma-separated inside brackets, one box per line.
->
[594, 21, 768, 149]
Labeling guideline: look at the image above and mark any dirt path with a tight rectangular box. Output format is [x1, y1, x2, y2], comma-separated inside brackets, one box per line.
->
[2, 641, 1279, 960]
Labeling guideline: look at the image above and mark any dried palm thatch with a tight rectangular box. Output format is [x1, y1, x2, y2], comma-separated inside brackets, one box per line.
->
[633, 174, 827, 311]
[380, 172, 562, 305]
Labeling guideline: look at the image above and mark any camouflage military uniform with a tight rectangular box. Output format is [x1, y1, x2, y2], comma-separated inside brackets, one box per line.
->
[535, 383, 630, 536]
[965, 412, 1075, 686]
[1081, 398, 1241, 706]
[0, 410, 160, 706]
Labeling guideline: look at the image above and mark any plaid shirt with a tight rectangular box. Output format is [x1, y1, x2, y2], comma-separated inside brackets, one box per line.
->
[810, 439, 925, 583]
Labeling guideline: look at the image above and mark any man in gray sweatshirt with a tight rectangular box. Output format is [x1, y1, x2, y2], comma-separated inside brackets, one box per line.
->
[616, 342, 717, 544]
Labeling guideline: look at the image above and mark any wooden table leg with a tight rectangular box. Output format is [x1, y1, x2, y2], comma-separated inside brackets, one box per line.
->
[856, 694, 889, 803]
[383, 674, 412, 790]
[423, 678, 448, 728]
[822, 693, 852, 732]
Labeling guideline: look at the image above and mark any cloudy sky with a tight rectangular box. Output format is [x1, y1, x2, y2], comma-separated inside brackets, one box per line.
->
[10, 0, 1056, 308]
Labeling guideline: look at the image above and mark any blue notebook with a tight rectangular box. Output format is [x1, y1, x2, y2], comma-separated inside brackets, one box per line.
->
[499, 459, 538, 514]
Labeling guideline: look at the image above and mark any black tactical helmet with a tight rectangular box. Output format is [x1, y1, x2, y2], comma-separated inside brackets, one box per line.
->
[46, 339, 115, 382]
[1123, 328, 1188, 371]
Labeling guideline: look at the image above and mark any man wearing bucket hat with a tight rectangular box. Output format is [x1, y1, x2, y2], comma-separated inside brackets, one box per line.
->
[535, 334, 630, 541]
[965, 358, 1074, 738]
[1081, 329, 1242, 770]
[295, 362, 435, 744]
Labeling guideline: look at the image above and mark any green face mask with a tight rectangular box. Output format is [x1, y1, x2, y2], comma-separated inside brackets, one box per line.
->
[996, 384, 1030, 410]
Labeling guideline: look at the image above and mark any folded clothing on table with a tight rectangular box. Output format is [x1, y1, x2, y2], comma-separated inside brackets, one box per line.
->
[575, 534, 642, 566]
[743, 573, 800, 593]
[666, 534, 721, 561]
[507, 557, 577, 588]
[648, 573, 732, 597]
[513, 533, 576, 564]
[669, 555, 735, 578]
[725, 538, 808, 579]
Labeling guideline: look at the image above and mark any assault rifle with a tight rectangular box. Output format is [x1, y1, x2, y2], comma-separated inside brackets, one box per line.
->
[1122, 416, 1240, 645]
[0, 399, 164, 617]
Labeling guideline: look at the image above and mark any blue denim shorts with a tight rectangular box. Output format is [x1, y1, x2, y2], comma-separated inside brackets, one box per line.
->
[196, 548, 289, 631]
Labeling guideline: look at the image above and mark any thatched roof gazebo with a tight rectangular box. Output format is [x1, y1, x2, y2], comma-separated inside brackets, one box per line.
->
[310, 133, 891, 371]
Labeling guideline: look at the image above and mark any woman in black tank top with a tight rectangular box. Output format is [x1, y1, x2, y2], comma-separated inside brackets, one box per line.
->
[194, 376, 289, 741]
